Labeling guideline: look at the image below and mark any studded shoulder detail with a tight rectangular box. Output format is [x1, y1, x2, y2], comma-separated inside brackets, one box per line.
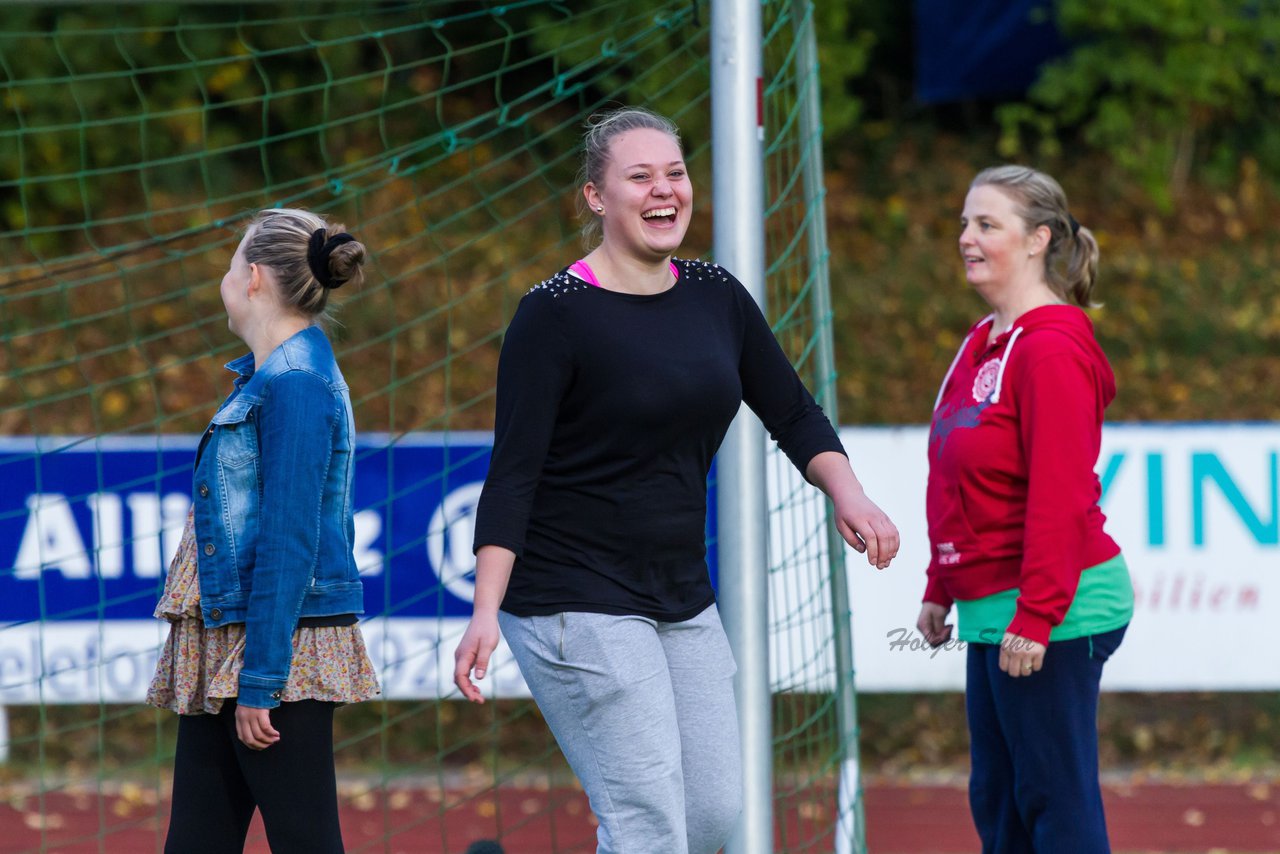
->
[524, 260, 734, 295]
[674, 257, 731, 286]
[526, 269, 593, 299]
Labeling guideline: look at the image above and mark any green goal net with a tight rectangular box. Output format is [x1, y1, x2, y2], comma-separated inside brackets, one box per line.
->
[0, 2, 856, 851]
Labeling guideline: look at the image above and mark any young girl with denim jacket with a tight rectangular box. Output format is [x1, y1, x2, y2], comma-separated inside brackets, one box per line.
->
[148, 209, 379, 853]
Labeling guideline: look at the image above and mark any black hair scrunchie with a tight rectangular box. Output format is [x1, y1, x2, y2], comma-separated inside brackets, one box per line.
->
[1067, 214, 1081, 237]
[307, 227, 357, 289]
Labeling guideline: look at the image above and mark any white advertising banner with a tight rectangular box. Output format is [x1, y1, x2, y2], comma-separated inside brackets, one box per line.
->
[837, 424, 1279, 691]
[0, 618, 528, 706]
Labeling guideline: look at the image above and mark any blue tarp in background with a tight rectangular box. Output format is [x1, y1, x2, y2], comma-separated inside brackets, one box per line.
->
[915, 0, 1066, 103]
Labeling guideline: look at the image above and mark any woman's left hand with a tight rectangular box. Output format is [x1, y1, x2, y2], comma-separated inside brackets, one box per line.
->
[998, 632, 1046, 678]
[235, 704, 281, 750]
[832, 490, 900, 570]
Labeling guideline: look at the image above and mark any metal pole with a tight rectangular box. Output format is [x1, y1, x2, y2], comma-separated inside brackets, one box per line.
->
[788, 3, 867, 852]
[712, 1, 771, 853]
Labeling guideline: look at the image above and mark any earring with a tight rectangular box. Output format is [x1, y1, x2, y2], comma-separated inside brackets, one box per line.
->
[596, 207, 604, 213]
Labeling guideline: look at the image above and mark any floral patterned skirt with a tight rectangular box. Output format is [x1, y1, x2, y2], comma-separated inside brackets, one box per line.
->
[146, 512, 380, 715]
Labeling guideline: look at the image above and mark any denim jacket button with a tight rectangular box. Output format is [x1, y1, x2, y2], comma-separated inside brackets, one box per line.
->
[204, 543, 215, 556]
[198, 483, 210, 498]
[271, 690, 282, 700]
[210, 608, 222, 620]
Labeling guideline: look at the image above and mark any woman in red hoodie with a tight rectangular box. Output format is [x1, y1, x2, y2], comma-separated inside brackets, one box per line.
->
[917, 165, 1133, 853]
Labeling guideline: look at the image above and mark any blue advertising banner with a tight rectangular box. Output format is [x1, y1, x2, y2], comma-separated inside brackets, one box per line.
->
[0, 435, 490, 623]
[0, 433, 721, 703]
[0, 434, 719, 625]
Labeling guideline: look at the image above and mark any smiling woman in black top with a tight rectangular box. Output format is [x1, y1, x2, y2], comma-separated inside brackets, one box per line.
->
[453, 107, 899, 854]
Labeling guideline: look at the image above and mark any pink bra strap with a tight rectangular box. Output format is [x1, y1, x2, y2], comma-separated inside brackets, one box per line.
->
[569, 260, 601, 287]
[569, 260, 680, 288]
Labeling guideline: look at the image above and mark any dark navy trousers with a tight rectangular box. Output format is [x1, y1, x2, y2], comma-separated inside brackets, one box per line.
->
[965, 626, 1127, 854]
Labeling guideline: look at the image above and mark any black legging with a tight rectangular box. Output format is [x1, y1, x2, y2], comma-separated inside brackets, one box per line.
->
[164, 699, 343, 854]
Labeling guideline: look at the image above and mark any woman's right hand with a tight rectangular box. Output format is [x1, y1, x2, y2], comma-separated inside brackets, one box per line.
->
[916, 602, 953, 648]
[453, 612, 501, 704]
[235, 703, 280, 750]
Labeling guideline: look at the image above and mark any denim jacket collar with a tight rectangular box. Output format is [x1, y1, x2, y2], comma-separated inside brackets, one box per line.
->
[224, 352, 256, 390]
[223, 325, 333, 397]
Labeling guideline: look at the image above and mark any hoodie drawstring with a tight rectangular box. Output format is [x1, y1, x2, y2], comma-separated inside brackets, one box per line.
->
[990, 326, 1023, 404]
[934, 314, 994, 412]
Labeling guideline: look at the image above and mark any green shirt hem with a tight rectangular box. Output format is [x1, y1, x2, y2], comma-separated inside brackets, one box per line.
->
[956, 552, 1134, 644]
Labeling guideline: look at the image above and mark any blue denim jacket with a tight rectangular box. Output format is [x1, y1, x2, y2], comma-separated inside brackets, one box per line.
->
[192, 325, 364, 709]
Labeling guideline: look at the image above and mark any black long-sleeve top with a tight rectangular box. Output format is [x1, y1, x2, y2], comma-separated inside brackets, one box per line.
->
[472, 258, 847, 621]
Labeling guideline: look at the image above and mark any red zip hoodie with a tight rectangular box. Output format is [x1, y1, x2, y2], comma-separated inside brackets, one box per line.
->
[924, 305, 1120, 646]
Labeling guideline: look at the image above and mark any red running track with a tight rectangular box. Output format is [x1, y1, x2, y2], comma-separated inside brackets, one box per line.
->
[863, 780, 1280, 853]
[0, 779, 1277, 852]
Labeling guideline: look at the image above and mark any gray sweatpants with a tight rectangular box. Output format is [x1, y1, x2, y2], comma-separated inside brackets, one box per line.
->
[498, 604, 742, 854]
